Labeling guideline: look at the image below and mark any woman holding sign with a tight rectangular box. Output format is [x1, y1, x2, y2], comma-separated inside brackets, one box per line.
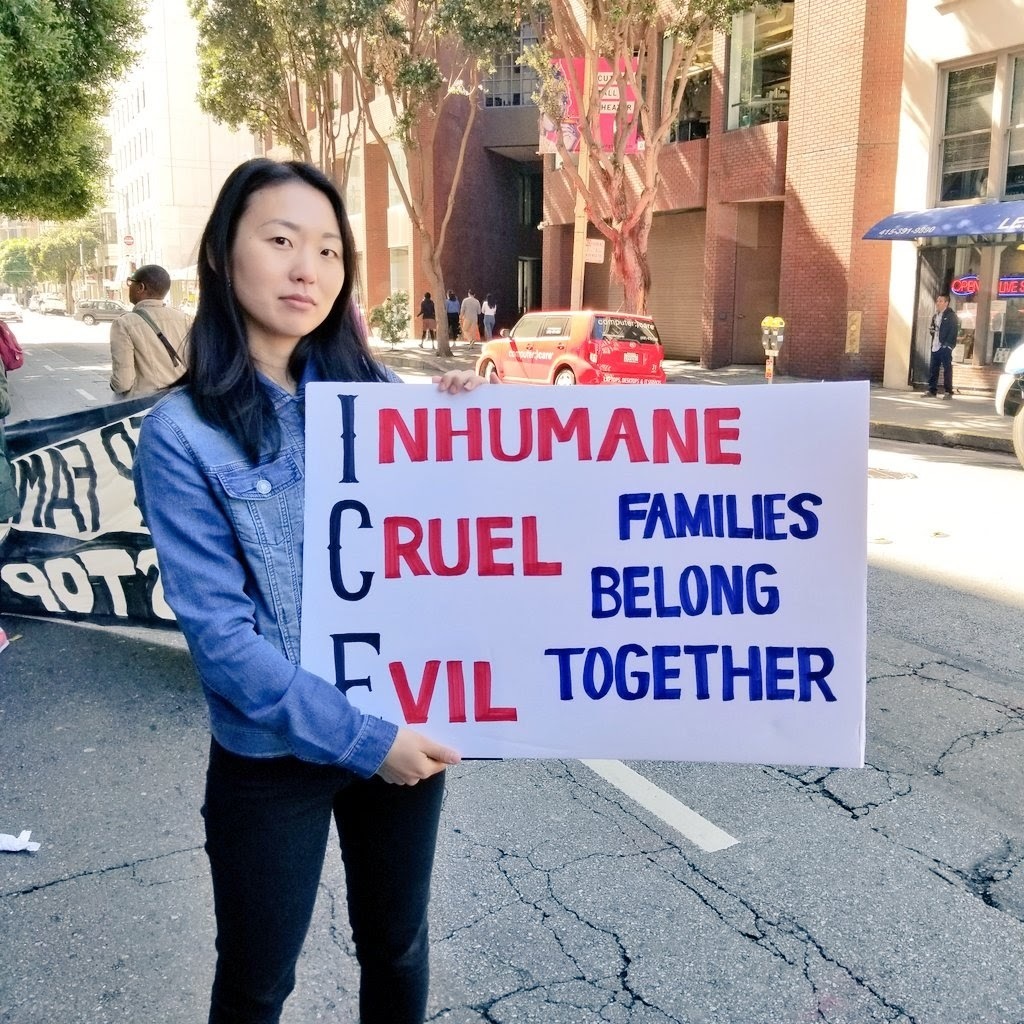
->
[134, 158, 486, 1024]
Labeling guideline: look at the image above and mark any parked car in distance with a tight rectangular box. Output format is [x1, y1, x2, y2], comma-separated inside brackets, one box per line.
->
[994, 341, 1024, 469]
[38, 295, 67, 315]
[0, 297, 22, 322]
[475, 310, 666, 386]
[73, 298, 130, 325]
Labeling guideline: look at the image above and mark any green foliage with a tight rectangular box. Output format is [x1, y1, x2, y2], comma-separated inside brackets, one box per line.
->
[0, 238, 34, 289]
[0, 0, 141, 219]
[28, 223, 102, 289]
[191, 0, 354, 161]
[369, 291, 411, 348]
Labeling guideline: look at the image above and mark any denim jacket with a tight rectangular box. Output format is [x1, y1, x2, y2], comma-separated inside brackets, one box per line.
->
[133, 362, 402, 778]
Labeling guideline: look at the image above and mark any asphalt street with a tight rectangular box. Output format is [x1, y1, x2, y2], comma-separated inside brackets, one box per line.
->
[3, 601, 1024, 1023]
[2, 318, 1023, 1023]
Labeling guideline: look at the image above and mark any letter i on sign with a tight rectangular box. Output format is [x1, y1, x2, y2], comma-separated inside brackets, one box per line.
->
[337, 395, 359, 483]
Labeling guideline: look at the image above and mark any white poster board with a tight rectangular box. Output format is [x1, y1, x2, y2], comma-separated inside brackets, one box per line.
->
[302, 382, 868, 768]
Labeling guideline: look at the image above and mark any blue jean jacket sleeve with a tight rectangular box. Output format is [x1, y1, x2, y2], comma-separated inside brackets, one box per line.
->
[135, 402, 397, 777]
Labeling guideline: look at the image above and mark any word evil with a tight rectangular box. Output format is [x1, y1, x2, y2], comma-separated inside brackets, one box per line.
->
[328, 636, 837, 726]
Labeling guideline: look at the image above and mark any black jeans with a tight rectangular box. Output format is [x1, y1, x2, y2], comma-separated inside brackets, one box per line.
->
[203, 740, 445, 1024]
[928, 345, 953, 395]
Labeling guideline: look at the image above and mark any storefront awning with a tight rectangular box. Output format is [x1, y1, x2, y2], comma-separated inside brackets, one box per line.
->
[864, 200, 1024, 240]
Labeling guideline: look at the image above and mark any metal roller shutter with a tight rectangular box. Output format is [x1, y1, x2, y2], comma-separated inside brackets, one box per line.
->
[605, 210, 707, 360]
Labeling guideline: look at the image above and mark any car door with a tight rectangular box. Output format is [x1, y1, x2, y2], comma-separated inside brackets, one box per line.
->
[531, 315, 571, 382]
[502, 314, 544, 382]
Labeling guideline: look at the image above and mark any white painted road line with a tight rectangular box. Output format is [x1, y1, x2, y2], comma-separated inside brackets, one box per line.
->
[75, 388, 96, 401]
[581, 759, 739, 852]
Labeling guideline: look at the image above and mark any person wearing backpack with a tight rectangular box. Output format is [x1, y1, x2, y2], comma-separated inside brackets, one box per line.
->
[0, 318, 23, 374]
[109, 264, 192, 398]
[0, 361, 18, 522]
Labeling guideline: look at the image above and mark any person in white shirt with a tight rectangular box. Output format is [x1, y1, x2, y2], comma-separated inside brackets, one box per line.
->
[481, 294, 496, 340]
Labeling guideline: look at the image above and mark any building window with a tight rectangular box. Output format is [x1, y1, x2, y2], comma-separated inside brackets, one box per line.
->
[936, 54, 1024, 203]
[389, 246, 409, 295]
[484, 23, 540, 107]
[345, 148, 363, 216]
[939, 64, 996, 202]
[668, 37, 712, 143]
[518, 169, 542, 226]
[726, 1, 793, 130]
[387, 147, 407, 207]
[1007, 57, 1024, 196]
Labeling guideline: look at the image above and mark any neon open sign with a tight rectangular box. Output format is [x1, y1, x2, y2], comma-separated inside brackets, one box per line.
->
[950, 274, 1024, 297]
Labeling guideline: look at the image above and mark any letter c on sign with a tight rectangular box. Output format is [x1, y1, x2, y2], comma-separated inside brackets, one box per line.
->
[328, 499, 374, 601]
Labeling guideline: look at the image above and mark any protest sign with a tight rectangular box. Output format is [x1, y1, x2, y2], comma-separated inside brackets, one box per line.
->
[0, 397, 169, 626]
[301, 381, 868, 767]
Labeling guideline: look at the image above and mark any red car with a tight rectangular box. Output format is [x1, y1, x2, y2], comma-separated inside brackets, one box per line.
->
[475, 310, 666, 385]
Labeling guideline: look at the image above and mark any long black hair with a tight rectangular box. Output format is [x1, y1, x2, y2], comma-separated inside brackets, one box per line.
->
[190, 158, 387, 463]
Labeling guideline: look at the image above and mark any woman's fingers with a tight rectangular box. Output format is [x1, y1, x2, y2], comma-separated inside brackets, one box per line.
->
[431, 370, 488, 392]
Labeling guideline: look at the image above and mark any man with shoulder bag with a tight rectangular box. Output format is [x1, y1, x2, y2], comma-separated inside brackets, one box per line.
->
[110, 264, 192, 399]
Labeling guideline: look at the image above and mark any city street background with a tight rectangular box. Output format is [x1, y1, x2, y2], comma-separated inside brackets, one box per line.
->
[2, 313, 1023, 1023]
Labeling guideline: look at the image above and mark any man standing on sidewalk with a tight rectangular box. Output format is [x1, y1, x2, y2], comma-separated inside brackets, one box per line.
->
[110, 264, 192, 399]
[926, 293, 958, 399]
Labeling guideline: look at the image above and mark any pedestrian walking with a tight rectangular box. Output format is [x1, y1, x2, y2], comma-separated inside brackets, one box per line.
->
[418, 291, 437, 349]
[0, 361, 18, 523]
[460, 289, 482, 346]
[445, 289, 460, 341]
[133, 158, 489, 1024]
[926, 293, 958, 399]
[109, 264, 192, 398]
[482, 294, 497, 341]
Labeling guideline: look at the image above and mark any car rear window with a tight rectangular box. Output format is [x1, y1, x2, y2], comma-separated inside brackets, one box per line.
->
[594, 315, 660, 345]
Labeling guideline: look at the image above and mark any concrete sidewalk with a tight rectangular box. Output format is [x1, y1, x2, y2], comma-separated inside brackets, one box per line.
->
[373, 337, 1016, 457]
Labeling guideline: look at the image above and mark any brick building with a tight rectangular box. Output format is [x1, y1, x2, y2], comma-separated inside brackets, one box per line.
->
[539, 0, 1024, 392]
[351, 0, 1024, 392]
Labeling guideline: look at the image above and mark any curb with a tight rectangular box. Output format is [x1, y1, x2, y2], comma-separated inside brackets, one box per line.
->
[373, 343, 1015, 458]
[869, 422, 1014, 454]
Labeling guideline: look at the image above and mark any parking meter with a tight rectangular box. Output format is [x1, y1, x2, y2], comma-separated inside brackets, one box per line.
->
[760, 315, 786, 381]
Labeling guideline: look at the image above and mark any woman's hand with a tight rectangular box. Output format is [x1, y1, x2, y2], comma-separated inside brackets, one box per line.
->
[377, 727, 461, 785]
[433, 369, 497, 392]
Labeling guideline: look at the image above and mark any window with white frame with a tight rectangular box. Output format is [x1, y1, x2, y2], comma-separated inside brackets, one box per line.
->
[938, 53, 1024, 202]
[484, 23, 540, 107]
[387, 147, 407, 208]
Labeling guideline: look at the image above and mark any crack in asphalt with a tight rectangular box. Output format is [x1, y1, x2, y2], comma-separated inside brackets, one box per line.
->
[431, 762, 918, 1024]
[0, 844, 204, 899]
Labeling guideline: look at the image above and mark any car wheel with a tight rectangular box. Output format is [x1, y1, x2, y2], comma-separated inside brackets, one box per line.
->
[478, 359, 496, 382]
[1013, 407, 1024, 471]
[553, 368, 576, 386]
[83, 314, 96, 325]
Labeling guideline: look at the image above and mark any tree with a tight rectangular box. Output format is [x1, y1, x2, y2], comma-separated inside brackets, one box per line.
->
[328, 0, 521, 356]
[368, 290, 411, 347]
[191, 0, 363, 193]
[0, 0, 141, 219]
[27, 224, 102, 309]
[0, 239, 35, 292]
[525, 0, 757, 313]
